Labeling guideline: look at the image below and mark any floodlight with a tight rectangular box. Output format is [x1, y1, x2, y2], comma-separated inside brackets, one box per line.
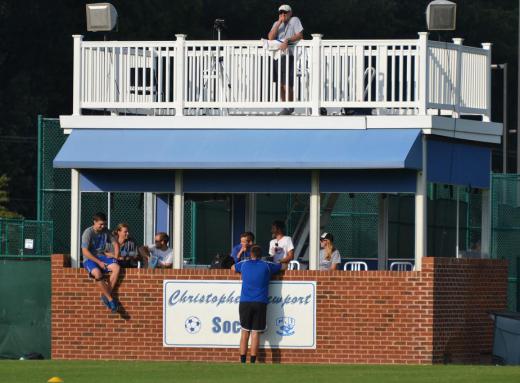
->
[86, 3, 118, 32]
[426, 0, 456, 31]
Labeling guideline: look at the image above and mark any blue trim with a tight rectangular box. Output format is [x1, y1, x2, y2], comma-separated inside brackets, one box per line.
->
[184, 170, 311, 193]
[427, 140, 491, 188]
[232, 195, 246, 245]
[163, 280, 316, 348]
[320, 170, 417, 193]
[155, 194, 169, 234]
[79, 170, 174, 192]
[54, 129, 423, 170]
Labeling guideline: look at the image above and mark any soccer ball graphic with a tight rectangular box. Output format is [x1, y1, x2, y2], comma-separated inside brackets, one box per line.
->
[184, 316, 202, 334]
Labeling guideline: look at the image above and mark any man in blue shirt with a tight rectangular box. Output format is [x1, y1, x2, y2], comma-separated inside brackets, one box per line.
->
[230, 232, 255, 264]
[232, 245, 285, 363]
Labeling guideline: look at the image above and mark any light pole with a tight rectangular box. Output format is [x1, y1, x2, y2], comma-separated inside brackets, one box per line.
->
[493, 64, 508, 173]
[518, 1, 520, 172]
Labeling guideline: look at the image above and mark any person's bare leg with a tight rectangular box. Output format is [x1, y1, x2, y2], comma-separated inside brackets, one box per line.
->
[107, 262, 120, 291]
[250, 331, 260, 363]
[240, 330, 250, 363]
[280, 85, 287, 102]
[92, 268, 112, 301]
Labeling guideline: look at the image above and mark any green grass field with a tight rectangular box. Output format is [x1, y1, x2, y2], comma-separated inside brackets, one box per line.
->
[1, 361, 520, 383]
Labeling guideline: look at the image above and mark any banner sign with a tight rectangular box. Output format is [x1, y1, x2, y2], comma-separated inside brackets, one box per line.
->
[163, 280, 316, 348]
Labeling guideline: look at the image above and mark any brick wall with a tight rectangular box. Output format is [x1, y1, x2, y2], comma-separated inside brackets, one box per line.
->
[51, 255, 507, 364]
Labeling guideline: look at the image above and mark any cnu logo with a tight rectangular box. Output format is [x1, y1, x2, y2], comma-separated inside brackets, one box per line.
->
[275, 316, 296, 336]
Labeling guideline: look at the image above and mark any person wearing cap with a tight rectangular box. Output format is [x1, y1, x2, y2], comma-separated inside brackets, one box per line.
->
[268, 4, 304, 115]
[319, 232, 341, 270]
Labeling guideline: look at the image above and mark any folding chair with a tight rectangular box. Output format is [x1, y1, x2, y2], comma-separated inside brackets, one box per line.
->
[288, 260, 301, 271]
[343, 261, 368, 271]
[389, 261, 414, 271]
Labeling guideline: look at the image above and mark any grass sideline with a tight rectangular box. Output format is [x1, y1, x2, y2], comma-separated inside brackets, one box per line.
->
[0, 361, 520, 383]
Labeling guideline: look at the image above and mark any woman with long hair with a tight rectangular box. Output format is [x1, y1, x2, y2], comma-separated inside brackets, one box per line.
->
[319, 232, 341, 271]
[108, 223, 140, 268]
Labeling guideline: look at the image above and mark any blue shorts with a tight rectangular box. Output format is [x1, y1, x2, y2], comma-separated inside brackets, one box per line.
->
[83, 255, 118, 277]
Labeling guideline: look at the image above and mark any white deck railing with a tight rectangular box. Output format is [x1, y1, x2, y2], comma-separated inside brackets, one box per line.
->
[71, 33, 491, 118]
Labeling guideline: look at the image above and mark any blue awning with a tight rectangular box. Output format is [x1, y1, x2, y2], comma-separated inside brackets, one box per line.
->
[54, 129, 423, 170]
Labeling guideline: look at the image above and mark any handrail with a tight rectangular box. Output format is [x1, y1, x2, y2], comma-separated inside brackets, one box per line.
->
[72, 33, 491, 118]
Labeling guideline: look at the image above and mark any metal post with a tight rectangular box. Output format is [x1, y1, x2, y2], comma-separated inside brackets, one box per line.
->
[481, 188, 491, 258]
[173, 170, 184, 269]
[70, 169, 81, 268]
[311, 34, 323, 116]
[377, 194, 389, 270]
[72, 35, 83, 116]
[503, 63, 508, 173]
[309, 171, 320, 270]
[455, 186, 460, 258]
[37, 115, 43, 221]
[516, 0, 520, 173]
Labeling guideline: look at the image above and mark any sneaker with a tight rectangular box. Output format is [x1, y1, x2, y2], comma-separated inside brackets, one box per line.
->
[108, 299, 118, 313]
[278, 108, 294, 115]
[100, 295, 110, 309]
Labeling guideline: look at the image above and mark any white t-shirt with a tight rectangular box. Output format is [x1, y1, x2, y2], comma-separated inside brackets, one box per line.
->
[149, 245, 173, 266]
[319, 249, 341, 270]
[269, 236, 295, 263]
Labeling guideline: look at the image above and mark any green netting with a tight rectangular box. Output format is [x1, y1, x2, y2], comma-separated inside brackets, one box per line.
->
[491, 174, 520, 312]
[0, 218, 53, 257]
[110, 193, 145, 246]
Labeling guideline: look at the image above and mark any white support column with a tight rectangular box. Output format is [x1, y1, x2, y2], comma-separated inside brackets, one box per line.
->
[72, 35, 83, 116]
[311, 34, 323, 116]
[482, 43, 493, 122]
[70, 169, 81, 268]
[414, 136, 427, 270]
[175, 34, 187, 117]
[143, 192, 155, 245]
[418, 32, 429, 115]
[377, 194, 389, 270]
[309, 171, 321, 270]
[452, 38, 464, 119]
[245, 194, 257, 234]
[481, 188, 491, 258]
[173, 170, 184, 269]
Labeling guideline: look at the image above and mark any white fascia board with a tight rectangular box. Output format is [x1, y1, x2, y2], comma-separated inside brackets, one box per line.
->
[366, 115, 434, 129]
[59, 115, 368, 130]
[59, 114, 503, 144]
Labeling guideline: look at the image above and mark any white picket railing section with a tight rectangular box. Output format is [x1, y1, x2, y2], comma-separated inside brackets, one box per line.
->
[71, 33, 491, 118]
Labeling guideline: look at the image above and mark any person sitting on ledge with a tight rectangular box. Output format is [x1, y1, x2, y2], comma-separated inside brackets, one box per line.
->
[106, 223, 140, 268]
[139, 232, 173, 269]
[81, 212, 120, 313]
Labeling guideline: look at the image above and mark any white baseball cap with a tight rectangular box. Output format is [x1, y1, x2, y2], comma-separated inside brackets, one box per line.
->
[279, 4, 292, 12]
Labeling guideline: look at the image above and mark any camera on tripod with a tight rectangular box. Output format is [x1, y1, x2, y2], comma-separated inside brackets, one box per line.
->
[213, 19, 226, 31]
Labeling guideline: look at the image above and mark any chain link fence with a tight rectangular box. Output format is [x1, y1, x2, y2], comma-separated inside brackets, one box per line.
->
[0, 218, 53, 257]
[491, 174, 520, 311]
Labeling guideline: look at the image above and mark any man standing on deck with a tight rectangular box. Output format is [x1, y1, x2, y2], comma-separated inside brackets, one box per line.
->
[232, 245, 285, 363]
[268, 4, 304, 115]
